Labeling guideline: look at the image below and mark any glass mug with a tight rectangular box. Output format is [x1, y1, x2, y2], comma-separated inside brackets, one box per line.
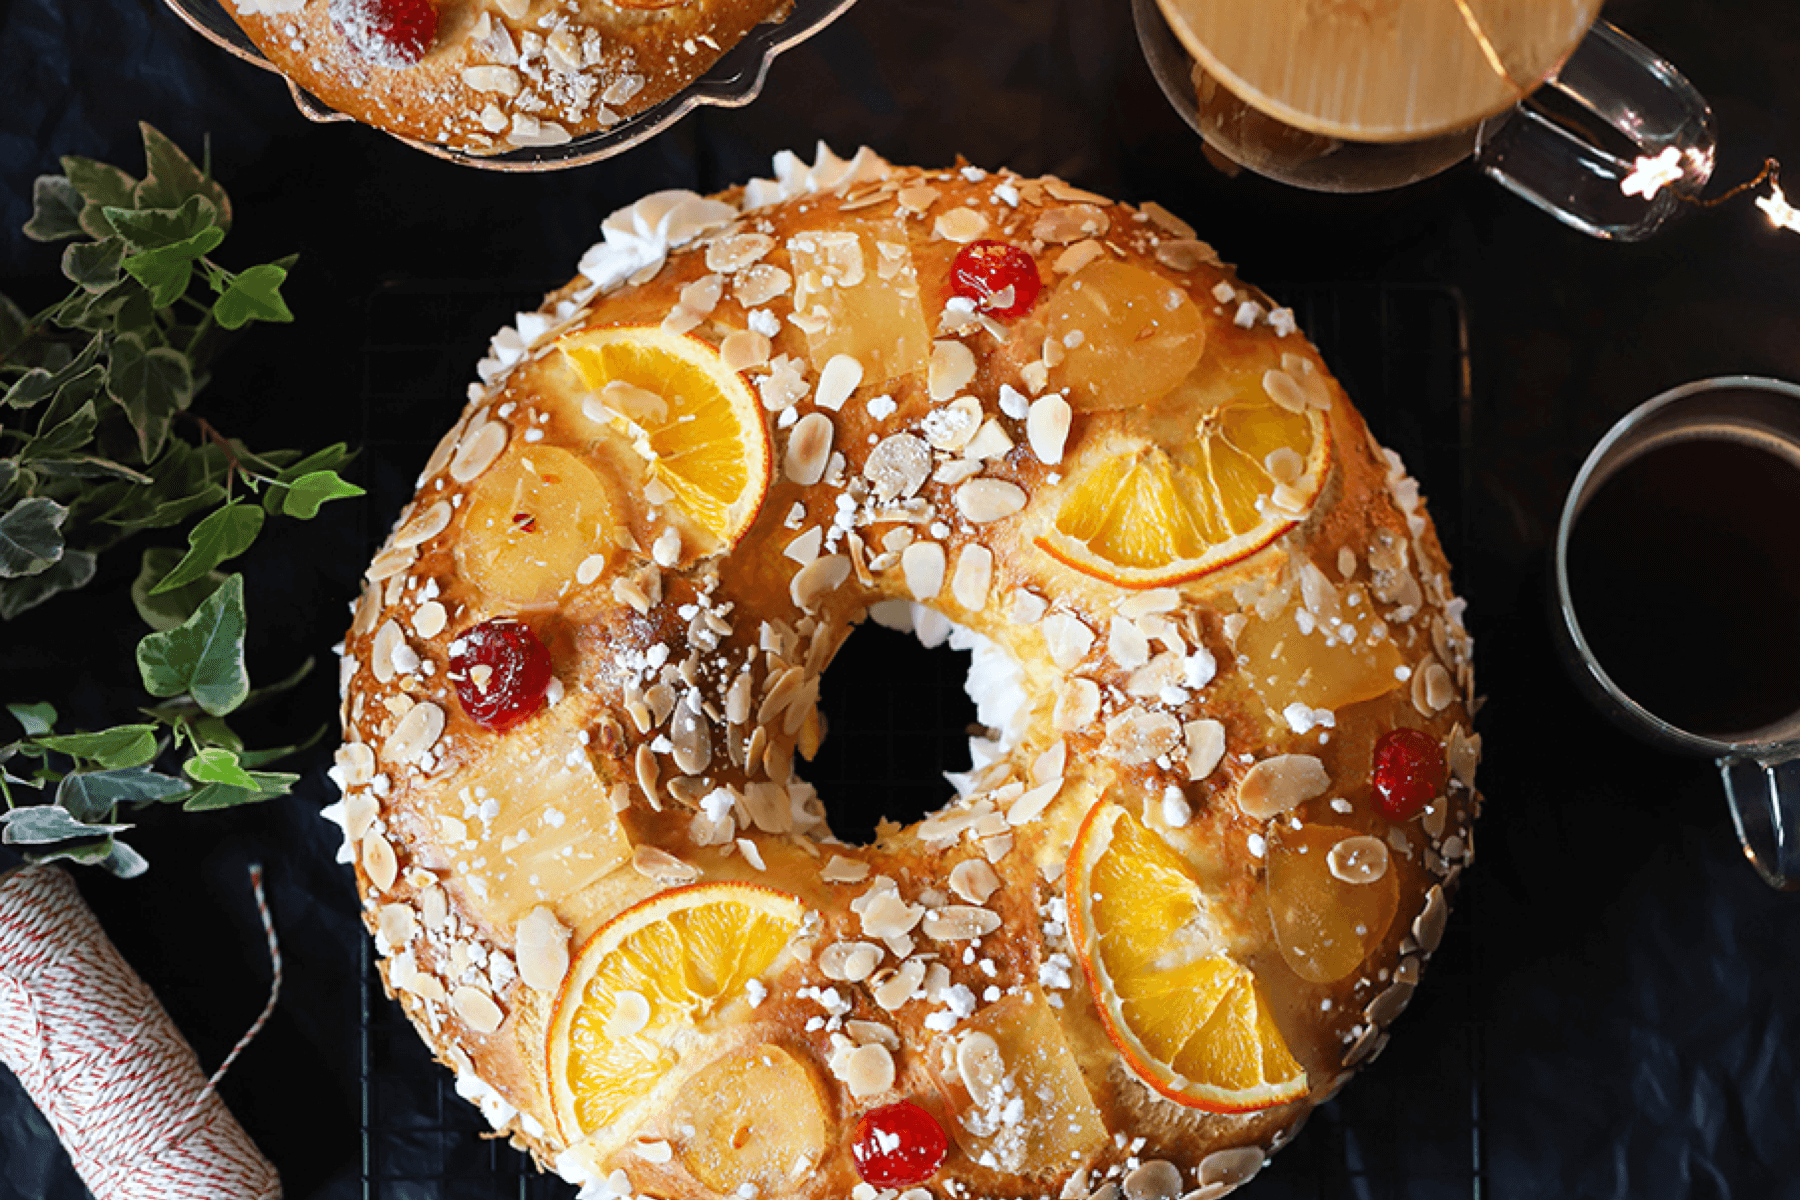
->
[1133, 0, 1717, 241]
[1554, 377, 1800, 890]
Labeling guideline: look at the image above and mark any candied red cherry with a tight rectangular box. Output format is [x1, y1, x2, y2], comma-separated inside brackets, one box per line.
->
[950, 240, 1042, 320]
[851, 1100, 948, 1187]
[330, 0, 437, 68]
[1371, 727, 1447, 821]
[450, 618, 553, 731]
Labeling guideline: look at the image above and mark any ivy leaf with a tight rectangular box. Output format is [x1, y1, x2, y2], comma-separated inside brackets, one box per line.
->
[181, 770, 297, 812]
[0, 550, 96, 619]
[57, 768, 189, 821]
[136, 572, 249, 716]
[24, 175, 85, 242]
[0, 806, 131, 845]
[239, 723, 325, 768]
[135, 124, 232, 230]
[3, 369, 57, 410]
[31, 455, 155, 483]
[62, 236, 128, 293]
[8, 702, 57, 736]
[282, 469, 365, 519]
[149, 501, 263, 595]
[183, 746, 258, 790]
[26, 400, 98, 459]
[36, 724, 159, 769]
[99, 840, 151, 878]
[131, 545, 223, 632]
[123, 225, 226, 308]
[102, 194, 218, 254]
[107, 331, 194, 460]
[0, 497, 68, 578]
[61, 155, 138, 239]
[212, 263, 294, 330]
[189, 713, 244, 752]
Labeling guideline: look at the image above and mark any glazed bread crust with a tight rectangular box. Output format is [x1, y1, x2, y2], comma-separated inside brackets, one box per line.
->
[330, 148, 1480, 1200]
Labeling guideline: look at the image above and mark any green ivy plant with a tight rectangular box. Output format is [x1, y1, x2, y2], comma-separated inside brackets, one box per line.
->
[0, 124, 361, 877]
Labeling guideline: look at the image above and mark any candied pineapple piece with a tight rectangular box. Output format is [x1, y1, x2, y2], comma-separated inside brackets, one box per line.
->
[1264, 823, 1398, 984]
[671, 1043, 831, 1193]
[1048, 260, 1206, 411]
[433, 723, 631, 927]
[788, 219, 930, 385]
[930, 988, 1106, 1175]
[456, 445, 617, 606]
[1236, 581, 1405, 717]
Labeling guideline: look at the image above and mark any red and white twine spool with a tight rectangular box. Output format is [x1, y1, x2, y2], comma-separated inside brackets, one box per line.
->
[0, 863, 283, 1199]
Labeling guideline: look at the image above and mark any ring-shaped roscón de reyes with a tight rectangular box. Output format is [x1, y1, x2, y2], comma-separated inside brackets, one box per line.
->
[329, 146, 1482, 1200]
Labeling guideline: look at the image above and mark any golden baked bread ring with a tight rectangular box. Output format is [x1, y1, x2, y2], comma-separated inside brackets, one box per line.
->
[330, 146, 1482, 1199]
[222, 0, 795, 154]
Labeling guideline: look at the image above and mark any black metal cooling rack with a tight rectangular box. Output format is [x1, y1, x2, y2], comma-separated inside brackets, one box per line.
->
[355, 279, 1481, 1200]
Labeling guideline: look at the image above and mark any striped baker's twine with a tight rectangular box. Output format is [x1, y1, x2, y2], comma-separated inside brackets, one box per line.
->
[0, 863, 284, 1199]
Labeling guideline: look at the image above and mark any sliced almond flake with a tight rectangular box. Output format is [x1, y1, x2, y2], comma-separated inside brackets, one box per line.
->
[365, 544, 417, 583]
[1142, 201, 1197, 239]
[902, 541, 946, 601]
[923, 905, 1002, 940]
[449, 420, 507, 484]
[874, 960, 926, 1010]
[742, 781, 792, 834]
[394, 500, 452, 549]
[948, 858, 1001, 904]
[1053, 239, 1107, 275]
[790, 555, 851, 610]
[1005, 777, 1062, 825]
[934, 206, 989, 243]
[865, 433, 931, 502]
[820, 941, 884, 982]
[515, 905, 571, 994]
[1448, 724, 1481, 790]
[382, 702, 444, 766]
[463, 65, 521, 94]
[1103, 707, 1182, 765]
[955, 478, 1027, 524]
[735, 264, 792, 307]
[1238, 754, 1330, 818]
[822, 855, 871, 884]
[1033, 204, 1110, 243]
[934, 458, 982, 486]
[706, 232, 775, 274]
[671, 695, 712, 775]
[840, 1043, 896, 1098]
[897, 185, 939, 213]
[784, 526, 824, 565]
[950, 544, 993, 612]
[1044, 179, 1112, 205]
[361, 830, 398, 891]
[1198, 1148, 1264, 1190]
[1041, 612, 1095, 669]
[785, 412, 834, 485]
[860, 892, 924, 939]
[1423, 660, 1456, 712]
[336, 742, 376, 788]
[1026, 394, 1072, 464]
[846, 1020, 899, 1049]
[371, 620, 404, 685]
[411, 601, 447, 640]
[1328, 835, 1390, 884]
[1054, 677, 1101, 732]
[377, 902, 415, 949]
[1184, 718, 1227, 780]
[928, 340, 977, 401]
[963, 418, 1013, 461]
[721, 329, 772, 372]
[1262, 368, 1309, 414]
[1009, 589, 1048, 624]
[1153, 240, 1218, 272]
[1119, 588, 1180, 619]
[1031, 740, 1067, 787]
[1108, 615, 1151, 670]
[632, 844, 700, 886]
[815, 354, 863, 411]
[634, 742, 661, 810]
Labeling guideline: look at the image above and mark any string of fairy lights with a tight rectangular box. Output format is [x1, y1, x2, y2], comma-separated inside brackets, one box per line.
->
[1622, 149, 1800, 233]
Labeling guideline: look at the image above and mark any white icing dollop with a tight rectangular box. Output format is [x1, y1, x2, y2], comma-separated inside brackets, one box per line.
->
[578, 189, 738, 293]
[453, 1069, 518, 1131]
[743, 142, 891, 209]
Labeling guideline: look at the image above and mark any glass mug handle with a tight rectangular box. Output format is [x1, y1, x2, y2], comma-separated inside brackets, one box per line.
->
[1720, 755, 1800, 891]
[1474, 21, 1717, 242]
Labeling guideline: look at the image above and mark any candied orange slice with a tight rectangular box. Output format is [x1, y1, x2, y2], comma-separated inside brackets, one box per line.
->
[547, 883, 805, 1142]
[559, 327, 771, 550]
[1035, 373, 1330, 588]
[1067, 801, 1307, 1113]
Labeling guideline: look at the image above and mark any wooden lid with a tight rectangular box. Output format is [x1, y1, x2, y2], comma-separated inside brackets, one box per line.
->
[1156, 0, 1604, 143]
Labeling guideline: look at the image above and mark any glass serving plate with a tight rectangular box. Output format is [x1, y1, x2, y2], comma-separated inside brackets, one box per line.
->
[157, 0, 858, 171]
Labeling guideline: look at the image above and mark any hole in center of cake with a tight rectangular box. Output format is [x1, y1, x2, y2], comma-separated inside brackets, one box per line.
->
[807, 606, 1000, 845]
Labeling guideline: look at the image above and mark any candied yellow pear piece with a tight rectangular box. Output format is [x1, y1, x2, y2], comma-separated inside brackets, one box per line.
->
[1236, 581, 1405, 717]
[1265, 823, 1399, 984]
[931, 988, 1106, 1174]
[432, 723, 631, 928]
[672, 1043, 831, 1193]
[1048, 260, 1206, 411]
[457, 445, 616, 606]
[788, 219, 930, 385]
